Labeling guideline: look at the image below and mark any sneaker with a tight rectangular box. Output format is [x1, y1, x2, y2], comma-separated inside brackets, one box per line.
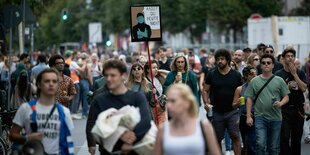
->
[225, 151, 231, 155]
[71, 114, 82, 120]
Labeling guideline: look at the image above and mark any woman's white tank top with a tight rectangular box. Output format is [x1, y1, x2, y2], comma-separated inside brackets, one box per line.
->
[163, 120, 205, 155]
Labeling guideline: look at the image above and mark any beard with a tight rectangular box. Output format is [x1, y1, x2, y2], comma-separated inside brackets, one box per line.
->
[218, 63, 228, 69]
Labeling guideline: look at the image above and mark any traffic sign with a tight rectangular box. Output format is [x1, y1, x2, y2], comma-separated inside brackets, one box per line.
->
[89, 23, 102, 43]
[2, 5, 22, 28]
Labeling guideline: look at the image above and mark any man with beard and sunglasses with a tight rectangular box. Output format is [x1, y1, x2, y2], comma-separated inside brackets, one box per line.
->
[203, 49, 242, 155]
[246, 54, 289, 155]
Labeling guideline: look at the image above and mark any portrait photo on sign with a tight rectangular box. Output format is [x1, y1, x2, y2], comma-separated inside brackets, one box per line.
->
[130, 5, 162, 42]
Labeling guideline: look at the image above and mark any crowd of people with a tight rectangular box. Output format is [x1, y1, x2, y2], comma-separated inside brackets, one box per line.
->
[0, 43, 310, 155]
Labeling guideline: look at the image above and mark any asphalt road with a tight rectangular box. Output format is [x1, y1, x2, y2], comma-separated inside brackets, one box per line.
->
[72, 106, 310, 155]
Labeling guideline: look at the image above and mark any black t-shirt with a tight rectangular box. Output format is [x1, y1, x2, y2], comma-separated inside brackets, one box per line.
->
[205, 68, 242, 113]
[275, 68, 307, 110]
[86, 90, 151, 153]
[158, 58, 172, 71]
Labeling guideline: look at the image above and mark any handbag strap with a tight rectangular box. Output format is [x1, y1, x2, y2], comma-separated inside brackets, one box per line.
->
[253, 75, 275, 104]
[29, 99, 57, 130]
[146, 77, 161, 96]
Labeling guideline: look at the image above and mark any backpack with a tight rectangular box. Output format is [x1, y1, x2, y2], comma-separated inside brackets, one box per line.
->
[28, 99, 74, 155]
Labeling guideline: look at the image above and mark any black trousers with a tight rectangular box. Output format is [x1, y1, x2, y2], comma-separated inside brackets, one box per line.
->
[279, 109, 304, 155]
[239, 114, 256, 155]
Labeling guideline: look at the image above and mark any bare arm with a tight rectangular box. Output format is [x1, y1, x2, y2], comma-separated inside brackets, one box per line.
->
[154, 125, 164, 155]
[203, 120, 221, 155]
[277, 95, 289, 107]
[77, 61, 87, 72]
[199, 72, 205, 90]
[246, 97, 253, 118]
[9, 124, 26, 144]
[10, 124, 43, 144]
[288, 62, 307, 92]
[87, 64, 93, 85]
[202, 84, 211, 104]
[158, 69, 169, 76]
[293, 73, 307, 92]
[246, 97, 254, 126]
[232, 87, 242, 109]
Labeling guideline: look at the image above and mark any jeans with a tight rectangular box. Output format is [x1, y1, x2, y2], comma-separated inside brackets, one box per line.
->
[70, 83, 80, 114]
[255, 116, 282, 155]
[80, 79, 90, 116]
[224, 130, 232, 151]
[280, 109, 304, 155]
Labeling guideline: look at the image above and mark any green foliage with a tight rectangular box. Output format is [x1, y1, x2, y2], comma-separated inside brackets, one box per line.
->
[1, 0, 285, 49]
[208, 0, 282, 31]
[207, 0, 282, 42]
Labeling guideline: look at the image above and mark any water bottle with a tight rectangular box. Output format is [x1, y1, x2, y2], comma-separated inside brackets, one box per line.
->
[239, 96, 245, 106]
[207, 105, 213, 117]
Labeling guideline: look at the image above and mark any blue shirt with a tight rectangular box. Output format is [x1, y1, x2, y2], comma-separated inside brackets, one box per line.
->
[31, 63, 49, 79]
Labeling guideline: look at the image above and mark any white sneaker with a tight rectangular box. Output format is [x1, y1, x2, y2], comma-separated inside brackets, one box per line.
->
[230, 151, 235, 155]
[225, 151, 231, 155]
[71, 114, 82, 120]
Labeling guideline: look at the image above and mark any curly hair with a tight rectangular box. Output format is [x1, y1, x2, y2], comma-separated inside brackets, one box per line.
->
[215, 48, 232, 64]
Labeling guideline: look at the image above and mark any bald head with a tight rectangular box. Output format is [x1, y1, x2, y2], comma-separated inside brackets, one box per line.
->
[233, 50, 243, 63]
[294, 59, 301, 69]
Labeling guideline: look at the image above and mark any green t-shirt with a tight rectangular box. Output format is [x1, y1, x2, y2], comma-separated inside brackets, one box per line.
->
[246, 75, 290, 121]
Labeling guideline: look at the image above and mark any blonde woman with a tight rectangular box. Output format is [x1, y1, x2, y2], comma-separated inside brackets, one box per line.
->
[246, 53, 260, 68]
[154, 84, 221, 155]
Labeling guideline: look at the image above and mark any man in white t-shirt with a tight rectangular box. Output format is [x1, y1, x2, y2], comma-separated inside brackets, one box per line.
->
[9, 68, 74, 154]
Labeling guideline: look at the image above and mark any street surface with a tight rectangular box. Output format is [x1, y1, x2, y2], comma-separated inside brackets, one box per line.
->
[72, 105, 310, 155]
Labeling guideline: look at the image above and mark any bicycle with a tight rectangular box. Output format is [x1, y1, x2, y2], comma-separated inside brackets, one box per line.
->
[0, 109, 17, 154]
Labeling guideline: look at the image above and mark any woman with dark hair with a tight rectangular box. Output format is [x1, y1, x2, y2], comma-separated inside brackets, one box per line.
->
[144, 60, 166, 125]
[233, 66, 257, 155]
[126, 63, 154, 119]
[11, 70, 35, 109]
[163, 53, 200, 108]
[199, 55, 215, 91]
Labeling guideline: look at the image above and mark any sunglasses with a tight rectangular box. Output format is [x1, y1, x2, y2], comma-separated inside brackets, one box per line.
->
[133, 67, 142, 71]
[254, 58, 259, 61]
[55, 62, 65, 65]
[261, 61, 272, 65]
[265, 50, 274, 53]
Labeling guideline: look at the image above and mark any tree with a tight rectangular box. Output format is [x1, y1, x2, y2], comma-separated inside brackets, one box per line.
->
[289, 0, 310, 16]
[208, 0, 251, 43]
[161, 0, 208, 43]
[207, 0, 283, 43]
